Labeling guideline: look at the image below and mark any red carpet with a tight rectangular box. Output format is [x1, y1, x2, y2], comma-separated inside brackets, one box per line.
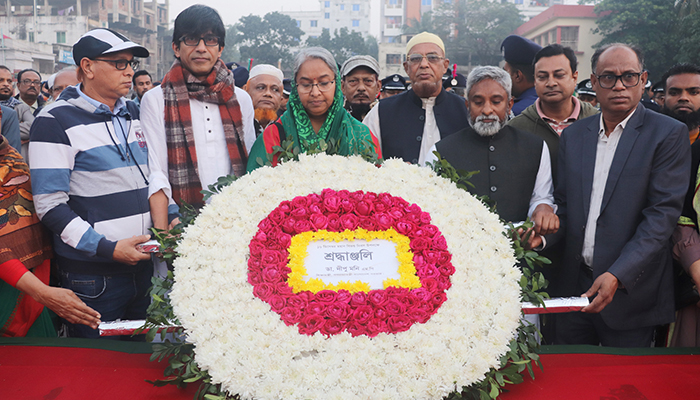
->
[1, 339, 699, 399]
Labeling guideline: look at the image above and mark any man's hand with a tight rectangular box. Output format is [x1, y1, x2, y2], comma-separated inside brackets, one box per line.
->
[113, 235, 152, 265]
[518, 227, 543, 250]
[581, 272, 619, 313]
[531, 204, 559, 236]
[168, 217, 181, 231]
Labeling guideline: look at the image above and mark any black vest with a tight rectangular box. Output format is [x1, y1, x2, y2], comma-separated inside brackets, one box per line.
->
[436, 125, 544, 223]
[378, 89, 469, 164]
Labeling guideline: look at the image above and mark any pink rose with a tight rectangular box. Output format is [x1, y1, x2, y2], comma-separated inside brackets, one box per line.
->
[281, 217, 297, 234]
[439, 263, 455, 277]
[403, 213, 420, 225]
[327, 214, 341, 231]
[337, 189, 351, 199]
[350, 291, 368, 306]
[307, 203, 322, 215]
[249, 241, 265, 257]
[374, 202, 388, 213]
[257, 218, 274, 232]
[277, 233, 292, 249]
[298, 314, 325, 335]
[366, 318, 388, 337]
[340, 198, 354, 213]
[419, 212, 432, 224]
[323, 194, 341, 213]
[368, 290, 389, 306]
[247, 270, 263, 286]
[306, 302, 326, 315]
[355, 200, 374, 216]
[387, 315, 412, 333]
[268, 209, 286, 224]
[294, 219, 312, 234]
[253, 283, 275, 301]
[261, 250, 284, 267]
[306, 193, 322, 204]
[406, 203, 422, 215]
[309, 213, 328, 230]
[437, 278, 452, 291]
[411, 237, 431, 251]
[359, 217, 378, 231]
[385, 299, 407, 315]
[340, 214, 359, 231]
[320, 319, 345, 336]
[374, 306, 388, 320]
[336, 290, 352, 303]
[274, 281, 293, 295]
[363, 192, 378, 203]
[431, 292, 447, 306]
[277, 201, 292, 213]
[291, 196, 308, 209]
[247, 255, 262, 271]
[346, 321, 367, 337]
[253, 231, 267, 242]
[291, 207, 308, 219]
[373, 213, 394, 230]
[422, 224, 439, 237]
[351, 305, 374, 324]
[410, 288, 431, 302]
[437, 251, 452, 264]
[418, 265, 441, 280]
[349, 190, 364, 202]
[268, 295, 287, 312]
[408, 308, 431, 324]
[315, 290, 338, 304]
[287, 294, 309, 309]
[432, 234, 448, 250]
[387, 207, 405, 220]
[325, 302, 350, 321]
[377, 192, 393, 206]
[421, 278, 439, 292]
[261, 266, 283, 283]
[423, 251, 439, 264]
[280, 307, 302, 325]
[392, 197, 409, 208]
[413, 254, 426, 269]
[395, 221, 415, 236]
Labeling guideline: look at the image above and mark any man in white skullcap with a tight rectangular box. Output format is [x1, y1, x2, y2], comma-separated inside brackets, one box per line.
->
[362, 32, 469, 165]
[244, 64, 284, 136]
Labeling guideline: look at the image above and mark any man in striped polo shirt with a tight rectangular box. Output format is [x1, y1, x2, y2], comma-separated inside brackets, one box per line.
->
[29, 29, 153, 338]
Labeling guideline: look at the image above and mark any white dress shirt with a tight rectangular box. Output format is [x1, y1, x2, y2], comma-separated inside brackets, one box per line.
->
[140, 86, 256, 204]
[582, 109, 637, 267]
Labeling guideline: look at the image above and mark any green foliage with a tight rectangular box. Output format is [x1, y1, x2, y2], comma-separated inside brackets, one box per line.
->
[306, 28, 375, 65]
[403, 1, 523, 67]
[220, 25, 240, 65]
[236, 12, 305, 70]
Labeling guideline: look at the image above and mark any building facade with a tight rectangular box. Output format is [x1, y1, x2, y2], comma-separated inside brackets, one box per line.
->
[284, 0, 371, 42]
[513, 4, 603, 81]
[0, 0, 170, 79]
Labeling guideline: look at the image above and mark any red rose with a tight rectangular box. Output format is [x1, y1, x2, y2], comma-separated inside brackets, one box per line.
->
[323, 195, 341, 213]
[340, 214, 359, 230]
[373, 213, 394, 230]
[287, 294, 309, 309]
[294, 220, 312, 234]
[306, 301, 326, 315]
[421, 278, 439, 292]
[355, 200, 374, 216]
[385, 299, 407, 315]
[253, 283, 275, 301]
[411, 237, 431, 251]
[337, 189, 351, 198]
[247, 255, 262, 271]
[413, 254, 426, 269]
[253, 231, 267, 242]
[268, 295, 287, 312]
[374, 202, 388, 213]
[316, 290, 338, 304]
[432, 234, 448, 250]
[395, 221, 415, 236]
[261, 250, 284, 267]
[247, 270, 263, 286]
[320, 319, 345, 336]
[306, 193, 322, 204]
[351, 305, 374, 324]
[249, 241, 266, 257]
[261, 266, 283, 283]
[418, 265, 441, 280]
[385, 286, 410, 298]
[257, 218, 274, 233]
[275, 281, 294, 295]
[281, 217, 297, 234]
[350, 291, 368, 306]
[387, 315, 412, 333]
[439, 263, 456, 277]
[378, 192, 393, 206]
[291, 196, 308, 209]
[298, 314, 325, 335]
[387, 207, 405, 220]
[363, 192, 378, 203]
[346, 321, 367, 337]
[403, 213, 420, 225]
[419, 212, 431, 224]
[406, 203, 422, 214]
[431, 292, 447, 306]
[277, 201, 292, 213]
[268, 209, 286, 224]
[280, 307, 302, 325]
[437, 251, 452, 264]
[423, 250, 439, 264]
[366, 318, 388, 337]
[349, 190, 364, 202]
[408, 308, 431, 323]
[307, 203, 322, 215]
[410, 288, 431, 301]
[309, 213, 329, 230]
[392, 197, 409, 208]
[277, 233, 292, 249]
[327, 214, 341, 231]
[336, 290, 352, 303]
[340, 198, 354, 213]
[291, 207, 308, 219]
[422, 224, 439, 237]
[374, 306, 388, 320]
[437, 278, 452, 291]
[359, 217, 378, 231]
[368, 290, 389, 306]
[325, 302, 350, 321]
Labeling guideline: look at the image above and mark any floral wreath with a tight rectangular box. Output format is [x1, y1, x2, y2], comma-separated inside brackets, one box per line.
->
[170, 154, 522, 400]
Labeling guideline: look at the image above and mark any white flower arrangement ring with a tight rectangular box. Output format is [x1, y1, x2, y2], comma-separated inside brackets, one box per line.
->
[170, 154, 522, 400]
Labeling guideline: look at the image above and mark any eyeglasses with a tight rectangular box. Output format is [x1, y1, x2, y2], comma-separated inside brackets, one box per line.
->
[595, 72, 642, 89]
[296, 80, 335, 94]
[180, 35, 221, 47]
[406, 54, 444, 65]
[93, 58, 139, 71]
[20, 79, 41, 86]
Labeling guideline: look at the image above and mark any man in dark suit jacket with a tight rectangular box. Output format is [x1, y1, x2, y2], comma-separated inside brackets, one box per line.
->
[534, 43, 691, 347]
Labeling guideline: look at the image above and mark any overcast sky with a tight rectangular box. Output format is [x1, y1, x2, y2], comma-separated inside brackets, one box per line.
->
[169, 0, 381, 38]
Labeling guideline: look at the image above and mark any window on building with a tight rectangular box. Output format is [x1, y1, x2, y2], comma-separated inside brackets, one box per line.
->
[353, 4, 360, 11]
[421, 0, 431, 5]
[386, 0, 402, 7]
[560, 26, 579, 51]
[385, 16, 402, 28]
[352, 19, 360, 27]
[56, 31, 66, 44]
[325, 13, 330, 19]
[325, 1, 330, 7]
[514, 0, 523, 4]
[386, 54, 402, 65]
[28, 32, 34, 42]
[340, 3, 345, 10]
[296, 20, 301, 28]
[310, 20, 318, 27]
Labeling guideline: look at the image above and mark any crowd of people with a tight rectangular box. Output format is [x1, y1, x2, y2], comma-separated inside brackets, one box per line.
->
[0, 4, 698, 350]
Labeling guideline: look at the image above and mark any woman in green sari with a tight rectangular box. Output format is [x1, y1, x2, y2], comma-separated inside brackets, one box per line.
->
[246, 47, 382, 171]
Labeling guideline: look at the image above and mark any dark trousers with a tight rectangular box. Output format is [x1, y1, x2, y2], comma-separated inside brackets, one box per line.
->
[58, 260, 153, 339]
[554, 266, 654, 347]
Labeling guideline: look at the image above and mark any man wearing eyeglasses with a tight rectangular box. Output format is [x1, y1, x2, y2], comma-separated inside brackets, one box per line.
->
[533, 43, 690, 347]
[29, 28, 153, 338]
[15, 69, 45, 116]
[362, 32, 469, 165]
[140, 4, 255, 233]
[340, 55, 381, 121]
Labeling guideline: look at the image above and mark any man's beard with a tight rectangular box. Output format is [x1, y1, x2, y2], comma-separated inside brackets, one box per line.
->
[349, 102, 371, 119]
[662, 105, 700, 131]
[412, 80, 441, 98]
[469, 114, 506, 137]
[0, 91, 11, 101]
[254, 108, 279, 126]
